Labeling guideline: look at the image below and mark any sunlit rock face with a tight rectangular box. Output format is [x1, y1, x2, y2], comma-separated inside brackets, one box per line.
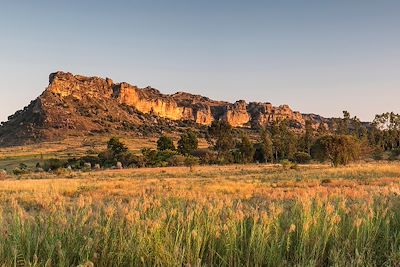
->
[0, 71, 320, 146]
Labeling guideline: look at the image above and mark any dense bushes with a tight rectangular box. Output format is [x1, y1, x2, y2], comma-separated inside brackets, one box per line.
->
[293, 152, 312, 164]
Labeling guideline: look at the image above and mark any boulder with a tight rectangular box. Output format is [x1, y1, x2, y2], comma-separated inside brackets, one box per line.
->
[116, 162, 123, 169]
[83, 162, 92, 169]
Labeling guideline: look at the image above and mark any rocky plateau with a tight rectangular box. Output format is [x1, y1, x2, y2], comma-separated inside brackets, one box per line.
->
[0, 72, 331, 146]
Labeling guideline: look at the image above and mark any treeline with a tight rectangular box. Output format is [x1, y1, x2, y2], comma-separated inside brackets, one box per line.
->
[30, 111, 400, 172]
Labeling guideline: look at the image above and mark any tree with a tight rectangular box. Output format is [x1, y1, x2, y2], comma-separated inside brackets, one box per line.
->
[157, 135, 175, 151]
[302, 120, 314, 154]
[352, 116, 362, 139]
[254, 128, 273, 163]
[107, 137, 128, 156]
[336, 110, 351, 135]
[184, 155, 200, 172]
[270, 120, 297, 161]
[373, 112, 400, 151]
[177, 131, 198, 155]
[237, 133, 255, 163]
[208, 120, 235, 155]
[311, 135, 360, 166]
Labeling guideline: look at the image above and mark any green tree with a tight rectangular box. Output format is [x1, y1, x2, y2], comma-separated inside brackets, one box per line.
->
[373, 112, 400, 151]
[184, 155, 200, 172]
[254, 128, 273, 163]
[336, 111, 350, 135]
[157, 135, 175, 151]
[270, 120, 297, 161]
[237, 133, 255, 163]
[311, 135, 360, 166]
[208, 120, 235, 156]
[302, 120, 314, 154]
[107, 137, 128, 156]
[177, 131, 198, 155]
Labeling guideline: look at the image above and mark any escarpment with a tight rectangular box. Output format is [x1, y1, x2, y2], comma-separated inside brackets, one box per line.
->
[0, 71, 326, 146]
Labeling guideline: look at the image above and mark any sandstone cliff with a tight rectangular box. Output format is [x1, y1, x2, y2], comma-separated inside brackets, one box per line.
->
[0, 71, 324, 146]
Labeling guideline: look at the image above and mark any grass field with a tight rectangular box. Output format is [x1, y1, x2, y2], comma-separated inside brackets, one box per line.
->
[0, 135, 211, 170]
[1, 163, 400, 266]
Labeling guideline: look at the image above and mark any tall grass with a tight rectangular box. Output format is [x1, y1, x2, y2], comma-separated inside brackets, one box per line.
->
[1, 194, 400, 266]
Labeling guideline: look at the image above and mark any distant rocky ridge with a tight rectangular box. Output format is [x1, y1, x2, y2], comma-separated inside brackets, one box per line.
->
[0, 71, 331, 146]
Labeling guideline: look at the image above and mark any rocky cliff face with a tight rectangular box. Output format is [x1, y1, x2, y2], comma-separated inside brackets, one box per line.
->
[0, 71, 324, 146]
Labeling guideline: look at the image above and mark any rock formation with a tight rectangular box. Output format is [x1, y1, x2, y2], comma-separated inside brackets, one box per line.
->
[0, 71, 327, 146]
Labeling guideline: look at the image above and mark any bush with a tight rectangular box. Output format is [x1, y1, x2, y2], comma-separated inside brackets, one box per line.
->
[185, 156, 200, 172]
[293, 152, 312, 164]
[156, 150, 178, 165]
[191, 149, 218, 164]
[13, 168, 26, 176]
[372, 147, 385, 161]
[120, 153, 146, 168]
[141, 148, 178, 167]
[157, 136, 175, 151]
[167, 155, 187, 166]
[185, 156, 199, 166]
[79, 156, 101, 166]
[107, 137, 128, 156]
[43, 158, 67, 171]
[389, 148, 400, 161]
[280, 159, 293, 170]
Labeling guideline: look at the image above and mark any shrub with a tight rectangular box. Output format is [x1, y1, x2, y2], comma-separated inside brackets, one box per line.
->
[280, 159, 292, 170]
[98, 150, 117, 167]
[157, 136, 175, 151]
[43, 158, 67, 171]
[185, 156, 199, 165]
[293, 152, 312, 164]
[156, 150, 178, 165]
[141, 148, 178, 167]
[12, 168, 26, 176]
[120, 153, 146, 168]
[79, 156, 101, 166]
[167, 155, 187, 166]
[19, 163, 28, 170]
[191, 149, 218, 164]
[185, 156, 200, 172]
[107, 137, 128, 156]
[389, 148, 400, 161]
[371, 147, 385, 160]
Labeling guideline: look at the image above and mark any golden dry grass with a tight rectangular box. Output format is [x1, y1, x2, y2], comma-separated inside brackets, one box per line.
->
[2, 163, 400, 266]
[2, 163, 400, 211]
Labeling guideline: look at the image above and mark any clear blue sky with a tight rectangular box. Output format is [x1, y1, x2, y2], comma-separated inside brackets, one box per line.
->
[1, 1, 399, 122]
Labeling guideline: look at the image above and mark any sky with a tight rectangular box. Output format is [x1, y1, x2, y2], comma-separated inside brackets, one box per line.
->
[0, 0, 399, 122]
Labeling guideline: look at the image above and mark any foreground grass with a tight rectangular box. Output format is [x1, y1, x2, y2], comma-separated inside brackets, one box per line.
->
[1, 163, 400, 266]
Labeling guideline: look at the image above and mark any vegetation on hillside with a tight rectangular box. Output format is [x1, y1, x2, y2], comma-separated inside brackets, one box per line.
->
[3, 111, 400, 175]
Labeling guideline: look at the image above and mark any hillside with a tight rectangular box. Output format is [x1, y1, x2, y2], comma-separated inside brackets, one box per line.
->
[0, 71, 331, 146]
